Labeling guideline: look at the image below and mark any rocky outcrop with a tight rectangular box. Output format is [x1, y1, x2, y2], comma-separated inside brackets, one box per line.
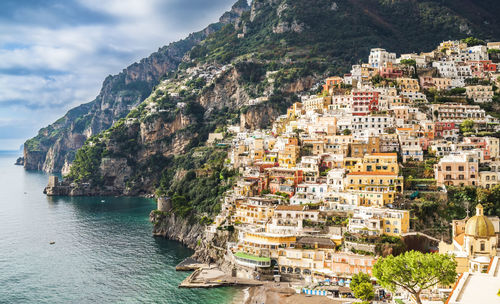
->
[219, 0, 249, 26]
[240, 105, 281, 131]
[199, 68, 250, 110]
[272, 20, 304, 34]
[151, 212, 205, 249]
[150, 211, 235, 265]
[14, 157, 24, 166]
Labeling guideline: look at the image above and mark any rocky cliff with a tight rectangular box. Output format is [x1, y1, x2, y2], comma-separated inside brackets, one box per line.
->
[45, 58, 312, 198]
[150, 211, 236, 265]
[27, 0, 500, 174]
[23, 0, 250, 173]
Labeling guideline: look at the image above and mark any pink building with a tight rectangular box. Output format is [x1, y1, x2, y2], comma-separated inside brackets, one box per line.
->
[352, 91, 379, 116]
[434, 122, 456, 139]
[379, 62, 403, 79]
[434, 153, 480, 187]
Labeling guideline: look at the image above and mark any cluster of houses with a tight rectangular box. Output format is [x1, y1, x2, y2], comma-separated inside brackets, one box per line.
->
[204, 40, 500, 302]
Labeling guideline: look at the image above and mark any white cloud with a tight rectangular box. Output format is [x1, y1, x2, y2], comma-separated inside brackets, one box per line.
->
[0, 0, 236, 150]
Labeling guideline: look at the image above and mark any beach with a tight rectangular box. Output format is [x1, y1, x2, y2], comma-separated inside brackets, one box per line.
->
[243, 283, 344, 304]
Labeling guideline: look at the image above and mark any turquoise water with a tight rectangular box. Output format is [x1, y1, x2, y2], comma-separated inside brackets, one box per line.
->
[0, 152, 239, 304]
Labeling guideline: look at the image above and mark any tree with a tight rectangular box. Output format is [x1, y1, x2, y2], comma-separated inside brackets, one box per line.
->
[353, 282, 375, 303]
[351, 272, 371, 290]
[373, 251, 457, 304]
[342, 129, 351, 135]
[461, 37, 485, 47]
[400, 59, 416, 66]
[459, 119, 474, 133]
[400, 59, 417, 78]
[351, 273, 374, 302]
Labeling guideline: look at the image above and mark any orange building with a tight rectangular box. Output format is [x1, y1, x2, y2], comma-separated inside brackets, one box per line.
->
[323, 76, 343, 93]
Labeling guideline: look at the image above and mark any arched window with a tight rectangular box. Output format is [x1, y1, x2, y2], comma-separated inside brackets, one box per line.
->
[480, 242, 485, 251]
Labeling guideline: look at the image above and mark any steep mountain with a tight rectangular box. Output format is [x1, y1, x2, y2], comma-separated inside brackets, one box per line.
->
[43, 0, 500, 219]
[23, 0, 250, 173]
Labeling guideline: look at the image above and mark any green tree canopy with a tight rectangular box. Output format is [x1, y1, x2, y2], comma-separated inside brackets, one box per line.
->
[351, 273, 374, 302]
[461, 37, 485, 47]
[342, 129, 351, 135]
[373, 251, 457, 304]
[353, 282, 375, 303]
[400, 59, 416, 66]
[459, 119, 474, 134]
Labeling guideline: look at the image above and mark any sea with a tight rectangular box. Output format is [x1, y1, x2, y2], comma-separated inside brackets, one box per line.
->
[0, 151, 242, 304]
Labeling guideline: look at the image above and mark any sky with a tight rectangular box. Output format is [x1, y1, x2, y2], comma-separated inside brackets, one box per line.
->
[0, 0, 237, 150]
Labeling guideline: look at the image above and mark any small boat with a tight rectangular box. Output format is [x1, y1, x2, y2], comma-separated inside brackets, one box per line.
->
[101, 200, 105, 203]
[50, 241, 55, 245]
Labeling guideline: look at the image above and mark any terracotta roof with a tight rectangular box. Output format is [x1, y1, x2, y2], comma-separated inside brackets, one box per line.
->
[369, 153, 397, 157]
[347, 171, 399, 176]
[275, 205, 305, 211]
[454, 233, 465, 246]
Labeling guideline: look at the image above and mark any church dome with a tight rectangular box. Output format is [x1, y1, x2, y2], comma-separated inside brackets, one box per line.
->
[464, 204, 496, 238]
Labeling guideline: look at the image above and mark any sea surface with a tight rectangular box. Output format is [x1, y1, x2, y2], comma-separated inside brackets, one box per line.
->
[0, 151, 240, 304]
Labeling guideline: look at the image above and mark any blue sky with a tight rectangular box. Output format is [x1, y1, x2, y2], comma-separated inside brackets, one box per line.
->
[0, 0, 236, 150]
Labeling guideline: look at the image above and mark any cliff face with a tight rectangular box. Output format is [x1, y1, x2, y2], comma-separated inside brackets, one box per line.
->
[240, 103, 281, 131]
[150, 211, 236, 265]
[23, 1, 250, 173]
[46, 58, 313, 197]
[150, 212, 205, 250]
[24, 44, 186, 172]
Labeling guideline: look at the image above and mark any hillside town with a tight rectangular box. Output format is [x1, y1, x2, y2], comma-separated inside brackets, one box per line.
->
[171, 40, 500, 304]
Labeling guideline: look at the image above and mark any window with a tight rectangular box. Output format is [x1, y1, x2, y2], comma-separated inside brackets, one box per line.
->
[446, 166, 452, 171]
[458, 166, 464, 171]
[480, 242, 485, 251]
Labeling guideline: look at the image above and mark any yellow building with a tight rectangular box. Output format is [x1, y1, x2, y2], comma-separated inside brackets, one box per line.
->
[479, 171, 499, 189]
[252, 139, 265, 161]
[381, 209, 410, 237]
[432, 77, 452, 91]
[240, 231, 296, 258]
[262, 152, 278, 163]
[355, 190, 396, 207]
[346, 171, 403, 193]
[303, 96, 331, 112]
[352, 153, 399, 174]
[439, 204, 498, 274]
[287, 102, 303, 118]
[278, 143, 300, 168]
[343, 157, 362, 171]
[233, 198, 276, 225]
[397, 77, 420, 93]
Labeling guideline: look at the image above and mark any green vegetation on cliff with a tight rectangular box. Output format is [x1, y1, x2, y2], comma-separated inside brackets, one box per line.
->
[156, 147, 237, 218]
[66, 137, 108, 185]
[52, 0, 500, 220]
[191, 0, 500, 73]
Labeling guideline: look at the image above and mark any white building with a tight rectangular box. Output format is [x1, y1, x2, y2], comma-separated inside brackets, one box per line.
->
[369, 48, 396, 68]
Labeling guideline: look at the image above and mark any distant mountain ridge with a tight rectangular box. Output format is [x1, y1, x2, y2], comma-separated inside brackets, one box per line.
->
[23, 0, 250, 173]
[25, 0, 500, 175]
